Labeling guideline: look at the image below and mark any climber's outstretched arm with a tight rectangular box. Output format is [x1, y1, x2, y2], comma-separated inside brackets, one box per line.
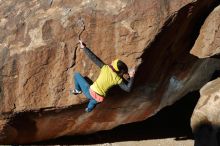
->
[83, 47, 105, 68]
[79, 40, 105, 68]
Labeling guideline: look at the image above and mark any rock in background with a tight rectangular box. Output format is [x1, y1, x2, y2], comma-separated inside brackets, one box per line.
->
[191, 78, 220, 146]
[190, 5, 220, 146]
[190, 5, 220, 58]
[0, 0, 219, 144]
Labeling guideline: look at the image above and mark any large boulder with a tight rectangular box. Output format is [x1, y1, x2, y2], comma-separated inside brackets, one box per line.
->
[0, 0, 219, 144]
[190, 5, 220, 146]
[191, 78, 220, 146]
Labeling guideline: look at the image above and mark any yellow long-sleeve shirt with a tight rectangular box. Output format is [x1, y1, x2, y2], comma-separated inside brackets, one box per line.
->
[90, 65, 122, 97]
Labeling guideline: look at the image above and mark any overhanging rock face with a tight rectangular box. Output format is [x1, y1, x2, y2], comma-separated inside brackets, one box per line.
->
[0, 0, 220, 144]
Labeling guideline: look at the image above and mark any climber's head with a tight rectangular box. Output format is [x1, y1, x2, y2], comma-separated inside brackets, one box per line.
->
[111, 59, 129, 78]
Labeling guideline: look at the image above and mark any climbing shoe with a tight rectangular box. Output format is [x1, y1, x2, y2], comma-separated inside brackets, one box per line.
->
[71, 89, 82, 95]
[85, 108, 91, 112]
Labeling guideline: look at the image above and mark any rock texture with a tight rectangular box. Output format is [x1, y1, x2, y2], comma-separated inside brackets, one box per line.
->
[0, 0, 219, 144]
[190, 5, 220, 146]
[191, 78, 220, 146]
[190, 5, 220, 58]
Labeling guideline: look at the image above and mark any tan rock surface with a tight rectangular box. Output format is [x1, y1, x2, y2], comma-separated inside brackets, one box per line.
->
[191, 78, 220, 146]
[0, 0, 219, 144]
[190, 5, 220, 58]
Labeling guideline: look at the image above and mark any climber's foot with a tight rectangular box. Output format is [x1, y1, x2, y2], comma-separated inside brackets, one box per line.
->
[70, 89, 82, 95]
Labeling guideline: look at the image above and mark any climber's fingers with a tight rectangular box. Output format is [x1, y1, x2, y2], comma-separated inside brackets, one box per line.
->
[128, 68, 135, 78]
[79, 40, 86, 49]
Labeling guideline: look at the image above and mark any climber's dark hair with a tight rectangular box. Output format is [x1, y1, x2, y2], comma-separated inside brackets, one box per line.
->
[117, 60, 128, 74]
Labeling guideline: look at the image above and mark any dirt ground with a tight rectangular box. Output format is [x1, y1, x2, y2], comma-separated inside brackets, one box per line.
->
[95, 138, 194, 146]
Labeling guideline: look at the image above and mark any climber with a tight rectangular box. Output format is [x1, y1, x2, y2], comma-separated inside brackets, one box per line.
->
[71, 40, 135, 112]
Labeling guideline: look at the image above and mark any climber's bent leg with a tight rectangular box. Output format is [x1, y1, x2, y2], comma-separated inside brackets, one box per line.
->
[74, 72, 83, 92]
[73, 72, 94, 100]
[86, 98, 98, 112]
[73, 72, 98, 112]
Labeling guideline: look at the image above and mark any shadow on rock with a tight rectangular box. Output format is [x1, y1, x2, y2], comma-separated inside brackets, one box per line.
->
[36, 91, 200, 145]
[194, 123, 220, 146]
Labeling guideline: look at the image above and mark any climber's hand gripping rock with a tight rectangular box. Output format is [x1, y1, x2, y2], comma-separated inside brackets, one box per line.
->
[79, 40, 86, 49]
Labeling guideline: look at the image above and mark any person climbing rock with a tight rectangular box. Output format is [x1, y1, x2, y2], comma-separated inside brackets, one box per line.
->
[72, 40, 135, 112]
